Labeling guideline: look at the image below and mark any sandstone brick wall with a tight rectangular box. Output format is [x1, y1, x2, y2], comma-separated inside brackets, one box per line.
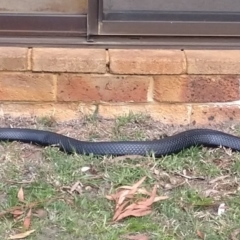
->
[0, 47, 240, 125]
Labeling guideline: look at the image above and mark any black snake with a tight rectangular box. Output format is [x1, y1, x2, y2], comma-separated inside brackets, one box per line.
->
[0, 128, 240, 157]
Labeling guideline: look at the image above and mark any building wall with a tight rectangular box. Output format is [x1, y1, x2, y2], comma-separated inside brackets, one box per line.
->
[0, 47, 240, 125]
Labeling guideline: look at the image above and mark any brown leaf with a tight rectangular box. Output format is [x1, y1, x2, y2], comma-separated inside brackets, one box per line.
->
[114, 177, 148, 207]
[23, 209, 32, 230]
[153, 196, 169, 202]
[127, 176, 147, 195]
[107, 177, 148, 204]
[70, 181, 83, 195]
[125, 203, 147, 211]
[136, 188, 151, 196]
[136, 184, 157, 207]
[8, 230, 35, 239]
[17, 187, 24, 202]
[106, 189, 130, 207]
[197, 230, 204, 239]
[107, 176, 170, 222]
[113, 201, 130, 221]
[231, 228, 240, 240]
[124, 234, 149, 240]
[11, 210, 24, 218]
[117, 187, 151, 196]
[114, 208, 152, 222]
[117, 190, 132, 207]
[0, 206, 23, 218]
[106, 194, 115, 201]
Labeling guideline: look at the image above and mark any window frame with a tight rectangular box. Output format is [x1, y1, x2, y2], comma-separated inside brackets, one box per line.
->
[1, 0, 240, 49]
[88, 0, 240, 37]
[0, 13, 87, 37]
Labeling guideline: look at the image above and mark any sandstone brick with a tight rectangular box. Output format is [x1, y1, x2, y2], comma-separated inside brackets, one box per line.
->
[191, 104, 240, 125]
[98, 104, 190, 124]
[57, 74, 151, 102]
[0, 103, 96, 121]
[0, 47, 28, 71]
[109, 50, 186, 75]
[32, 48, 106, 73]
[186, 50, 240, 74]
[0, 73, 55, 101]
[154, 75, 239, 103]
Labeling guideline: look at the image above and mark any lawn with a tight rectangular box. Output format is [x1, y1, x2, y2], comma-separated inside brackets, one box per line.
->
[0, 113, 240, 240]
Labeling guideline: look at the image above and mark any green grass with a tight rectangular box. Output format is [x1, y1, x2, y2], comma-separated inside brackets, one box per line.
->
[1, 114, 240, 239]
[113, 112, 149, 140]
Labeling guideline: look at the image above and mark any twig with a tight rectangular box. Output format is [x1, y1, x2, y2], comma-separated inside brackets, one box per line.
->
[5, 180, 34, 184]
[175, 172, 205, 180]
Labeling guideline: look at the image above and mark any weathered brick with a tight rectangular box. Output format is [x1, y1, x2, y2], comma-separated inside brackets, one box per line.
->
[0, 73, 55, 101]
[0, 47, 28, 71]
[32, 48, 106, 73]
[0, 103, 96, 121]
[109, 49, 186, 75]
[186, 50, 240, 74]
[154, 75, 239, 103]
[98, 104, 190, 124]
[191, 104, 240, 125]
[57, 74, 151, 102]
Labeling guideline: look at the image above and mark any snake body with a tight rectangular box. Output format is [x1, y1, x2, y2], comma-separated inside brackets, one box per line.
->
[0, 128, 240, 157]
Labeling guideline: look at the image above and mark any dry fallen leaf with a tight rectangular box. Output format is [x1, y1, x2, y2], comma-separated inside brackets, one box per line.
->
[127, 176, 147, 195]
[114, 208, 152, 222]
[116, 190, 131, 207]
[70, 181, 82, 194]
[153, 196, 169, 202]
[23, 208, 32, 230]
[0, 206, 22, 218]
[17, 187, 24, 202]
[117, 187, 151, 196]
[197, 230, 204, 239]
[11, 209, 24, 219]
[8, 229, 35, 239]
[113, 201, 129, 221]
[81, 166, 90, 172]
[106, 177, 147, 203]
[62, 181, 83, 195]
[107, 176, 168, 222]
[137, 184, 157, 207]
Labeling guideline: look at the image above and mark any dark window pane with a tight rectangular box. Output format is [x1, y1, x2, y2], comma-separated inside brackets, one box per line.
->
[0, 0, 87, 14]
[104, 0, 240, 12]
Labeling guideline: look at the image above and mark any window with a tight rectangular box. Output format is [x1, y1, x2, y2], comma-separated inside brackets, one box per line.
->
[0, 0, 87, 37]
[92, 0, 240, 36]
[1, 0, 240, 48]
